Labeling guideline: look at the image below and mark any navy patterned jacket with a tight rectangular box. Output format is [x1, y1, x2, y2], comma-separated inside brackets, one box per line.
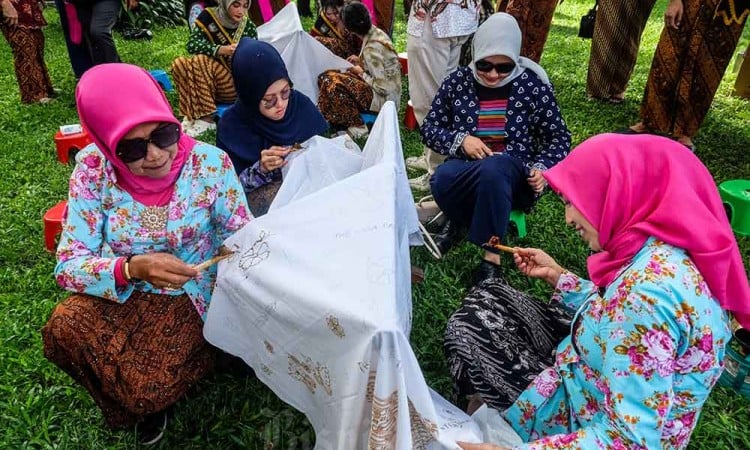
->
[420, 67, 571, 172]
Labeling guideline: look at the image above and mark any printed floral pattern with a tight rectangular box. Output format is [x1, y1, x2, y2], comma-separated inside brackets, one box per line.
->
[504, 238, 731, 449]
[421, 67, 570, 171]
[55, 143, 251, 320]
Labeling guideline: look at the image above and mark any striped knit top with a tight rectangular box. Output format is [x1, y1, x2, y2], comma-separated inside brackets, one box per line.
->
[475, 83, 511, 153]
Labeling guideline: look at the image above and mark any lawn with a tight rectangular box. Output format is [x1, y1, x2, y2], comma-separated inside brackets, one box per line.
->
[0, 0, 749, 448]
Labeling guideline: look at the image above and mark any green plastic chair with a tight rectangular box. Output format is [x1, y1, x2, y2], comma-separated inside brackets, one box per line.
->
[719, 179, 750, 237]
[509, 209, 527, 238]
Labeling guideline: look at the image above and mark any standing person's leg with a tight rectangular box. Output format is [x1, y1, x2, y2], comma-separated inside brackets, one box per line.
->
[88, 0, 122, 64]
[586, 0, 656, 101]
[31, 28, 55, 97]
[54, 0, 93, 78]
[1, 26, 51, 103]
[503, 0, 558, 62]
[406, 18, 468, 188]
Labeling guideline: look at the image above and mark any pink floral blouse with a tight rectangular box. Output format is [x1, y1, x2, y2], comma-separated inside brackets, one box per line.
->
[55, 143, 252, 320]
[504, 238, 730, 449]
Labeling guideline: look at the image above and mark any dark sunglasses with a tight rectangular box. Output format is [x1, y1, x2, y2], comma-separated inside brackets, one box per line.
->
[116, 123, 181, 163]
[475, 59, 516, 75]
[261, 86, 292, 109]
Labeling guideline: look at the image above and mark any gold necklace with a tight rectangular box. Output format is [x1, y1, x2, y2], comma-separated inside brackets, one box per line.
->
[140, 206, 168, 232]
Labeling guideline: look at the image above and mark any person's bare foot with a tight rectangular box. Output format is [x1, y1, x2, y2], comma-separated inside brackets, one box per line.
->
[466, 393, 485, 415]
[199, 114, 215, 123]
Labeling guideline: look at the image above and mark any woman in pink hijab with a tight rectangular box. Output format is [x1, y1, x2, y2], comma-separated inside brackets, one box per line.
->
[448, 133, 749, 450]
[41, 63, 251, 445]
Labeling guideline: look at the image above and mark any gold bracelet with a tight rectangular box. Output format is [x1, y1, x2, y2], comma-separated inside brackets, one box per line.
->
[124, 256, 133, 281]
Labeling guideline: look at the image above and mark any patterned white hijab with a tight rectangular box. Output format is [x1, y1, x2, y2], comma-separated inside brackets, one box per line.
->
[470, 12, 550, 88]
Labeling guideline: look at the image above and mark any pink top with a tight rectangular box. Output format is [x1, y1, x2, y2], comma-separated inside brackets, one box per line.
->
[544, 133, 750, 329]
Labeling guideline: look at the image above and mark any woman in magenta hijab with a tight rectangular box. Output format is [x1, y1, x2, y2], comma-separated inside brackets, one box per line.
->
[447, 133, 750, 450]
[41, 63, 251, 445]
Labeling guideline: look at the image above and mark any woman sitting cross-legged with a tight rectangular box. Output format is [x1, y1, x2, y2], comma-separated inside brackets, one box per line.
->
[449, 134, 750, 450]
[317, 1, 402, 138]
[310, 0, 361, 59]
[171, 0, 257, 137]
[41, 64, 251, 445]
[217, 38, 328, 216]
[421, 12, 570, 285]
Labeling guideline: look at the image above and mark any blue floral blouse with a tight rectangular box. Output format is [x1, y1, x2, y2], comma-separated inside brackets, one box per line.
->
[420, 67, 571, 171]
[504, 238, 731, 449]
[55, 143, 252, 320]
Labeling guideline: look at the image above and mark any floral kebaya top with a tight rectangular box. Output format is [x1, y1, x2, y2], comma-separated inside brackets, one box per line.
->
[504, 238, 731, 449]
[55, 143, 252, 320]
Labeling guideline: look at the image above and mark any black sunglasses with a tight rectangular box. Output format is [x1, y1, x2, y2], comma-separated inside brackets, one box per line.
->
[116, 123, 181, 163]
[261, 86, 293, 109]
[475, 59, 516, 75]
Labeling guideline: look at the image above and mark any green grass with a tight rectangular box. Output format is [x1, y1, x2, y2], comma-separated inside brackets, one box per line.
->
[0, 0, 748, 448]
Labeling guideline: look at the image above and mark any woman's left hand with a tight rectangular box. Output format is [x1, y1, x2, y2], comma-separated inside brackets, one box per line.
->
[347, 55, 362, 66]
[126, 0, 138, 9]
[457, 442, 509, 450]
[527, 169, 546, 193]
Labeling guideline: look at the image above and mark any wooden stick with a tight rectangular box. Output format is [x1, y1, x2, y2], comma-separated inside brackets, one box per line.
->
[192, 251, 235, 272]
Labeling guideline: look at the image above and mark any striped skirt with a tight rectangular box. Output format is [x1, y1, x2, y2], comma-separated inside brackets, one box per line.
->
[1, 26, 54, 103]
[171, 54, 237, 121]
[640, 0, 747, 138]
[586, 0, 657, 101]
[317, 70, 373, 128]
[497, 0, 558, 63]
[42, 292, 215, 428]
[444, 278, 572, 410]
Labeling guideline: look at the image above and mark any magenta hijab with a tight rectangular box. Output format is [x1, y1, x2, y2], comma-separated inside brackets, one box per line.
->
[544, 133, 750, 329]
[75, 63, 196, 206]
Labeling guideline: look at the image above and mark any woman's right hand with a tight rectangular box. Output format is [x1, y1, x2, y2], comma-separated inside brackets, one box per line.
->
[461, 135, 494, 160]
[129, 253, 198, 289]
[665, 0, 683, 29]
[1, 0, 19, 27]
[217, 44, 237, 57]
[259, 146, 292, 173]
[513, 247, 565, 286]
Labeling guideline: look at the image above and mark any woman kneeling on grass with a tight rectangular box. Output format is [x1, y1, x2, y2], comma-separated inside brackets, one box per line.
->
[448, 134, 750, 450]
[42, 64, 251, 445]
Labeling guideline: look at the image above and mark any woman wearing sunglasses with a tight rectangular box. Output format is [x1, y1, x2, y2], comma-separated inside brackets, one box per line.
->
[217, 38, 328, 216]
[421, 13, 571, 285]
[450, 134, 749, 450]
[42, 64, 251, 445]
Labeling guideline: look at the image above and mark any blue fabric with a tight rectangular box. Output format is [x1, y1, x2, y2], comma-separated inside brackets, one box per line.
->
[430, 154, 534, 247]
[216, 38, 328, 174]
[420, 67, 570, 171]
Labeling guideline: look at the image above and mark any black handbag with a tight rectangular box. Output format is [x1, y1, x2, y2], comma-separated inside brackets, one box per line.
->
[578, 0, 598, 39]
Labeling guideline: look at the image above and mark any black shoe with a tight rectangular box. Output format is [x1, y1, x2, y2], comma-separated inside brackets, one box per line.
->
[433, 219, 462, 256]
[471, 260, 503, 286]
[137, 410, 168, 446]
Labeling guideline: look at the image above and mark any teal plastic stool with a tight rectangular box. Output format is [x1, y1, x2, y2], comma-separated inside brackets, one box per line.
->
[719, 179, 750, 237]
[148, 69, 173, 92]
[509, 210, 527, 238]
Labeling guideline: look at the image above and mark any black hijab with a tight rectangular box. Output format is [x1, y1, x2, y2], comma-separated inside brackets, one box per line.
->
[217, 38, 328, 174]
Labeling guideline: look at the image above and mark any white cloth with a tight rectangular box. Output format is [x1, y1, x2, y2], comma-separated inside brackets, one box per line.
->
[471, 405, 523, 448]
[204, 103, 484, 449]
[406, 1, 479, 39]
[469, 12, 550, 87]
[257, 3, 352, 104]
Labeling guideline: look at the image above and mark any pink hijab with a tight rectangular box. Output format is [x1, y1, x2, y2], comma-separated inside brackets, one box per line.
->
[544, 133, 750, 329]
[75, 63, 197, 206]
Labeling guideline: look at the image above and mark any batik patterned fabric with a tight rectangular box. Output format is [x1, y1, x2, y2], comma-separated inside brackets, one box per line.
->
[42, 292, 215, 428]
[496, 0, 558, 62]
[407, 0, 480, 39]
[640, 0, 747, 138]
[55, 143, 251, 320]
[421, 66, 570, 171]
[586, 0, 656, 101]
[360, 26, 402, 111]
[499, 239, 731, 449]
